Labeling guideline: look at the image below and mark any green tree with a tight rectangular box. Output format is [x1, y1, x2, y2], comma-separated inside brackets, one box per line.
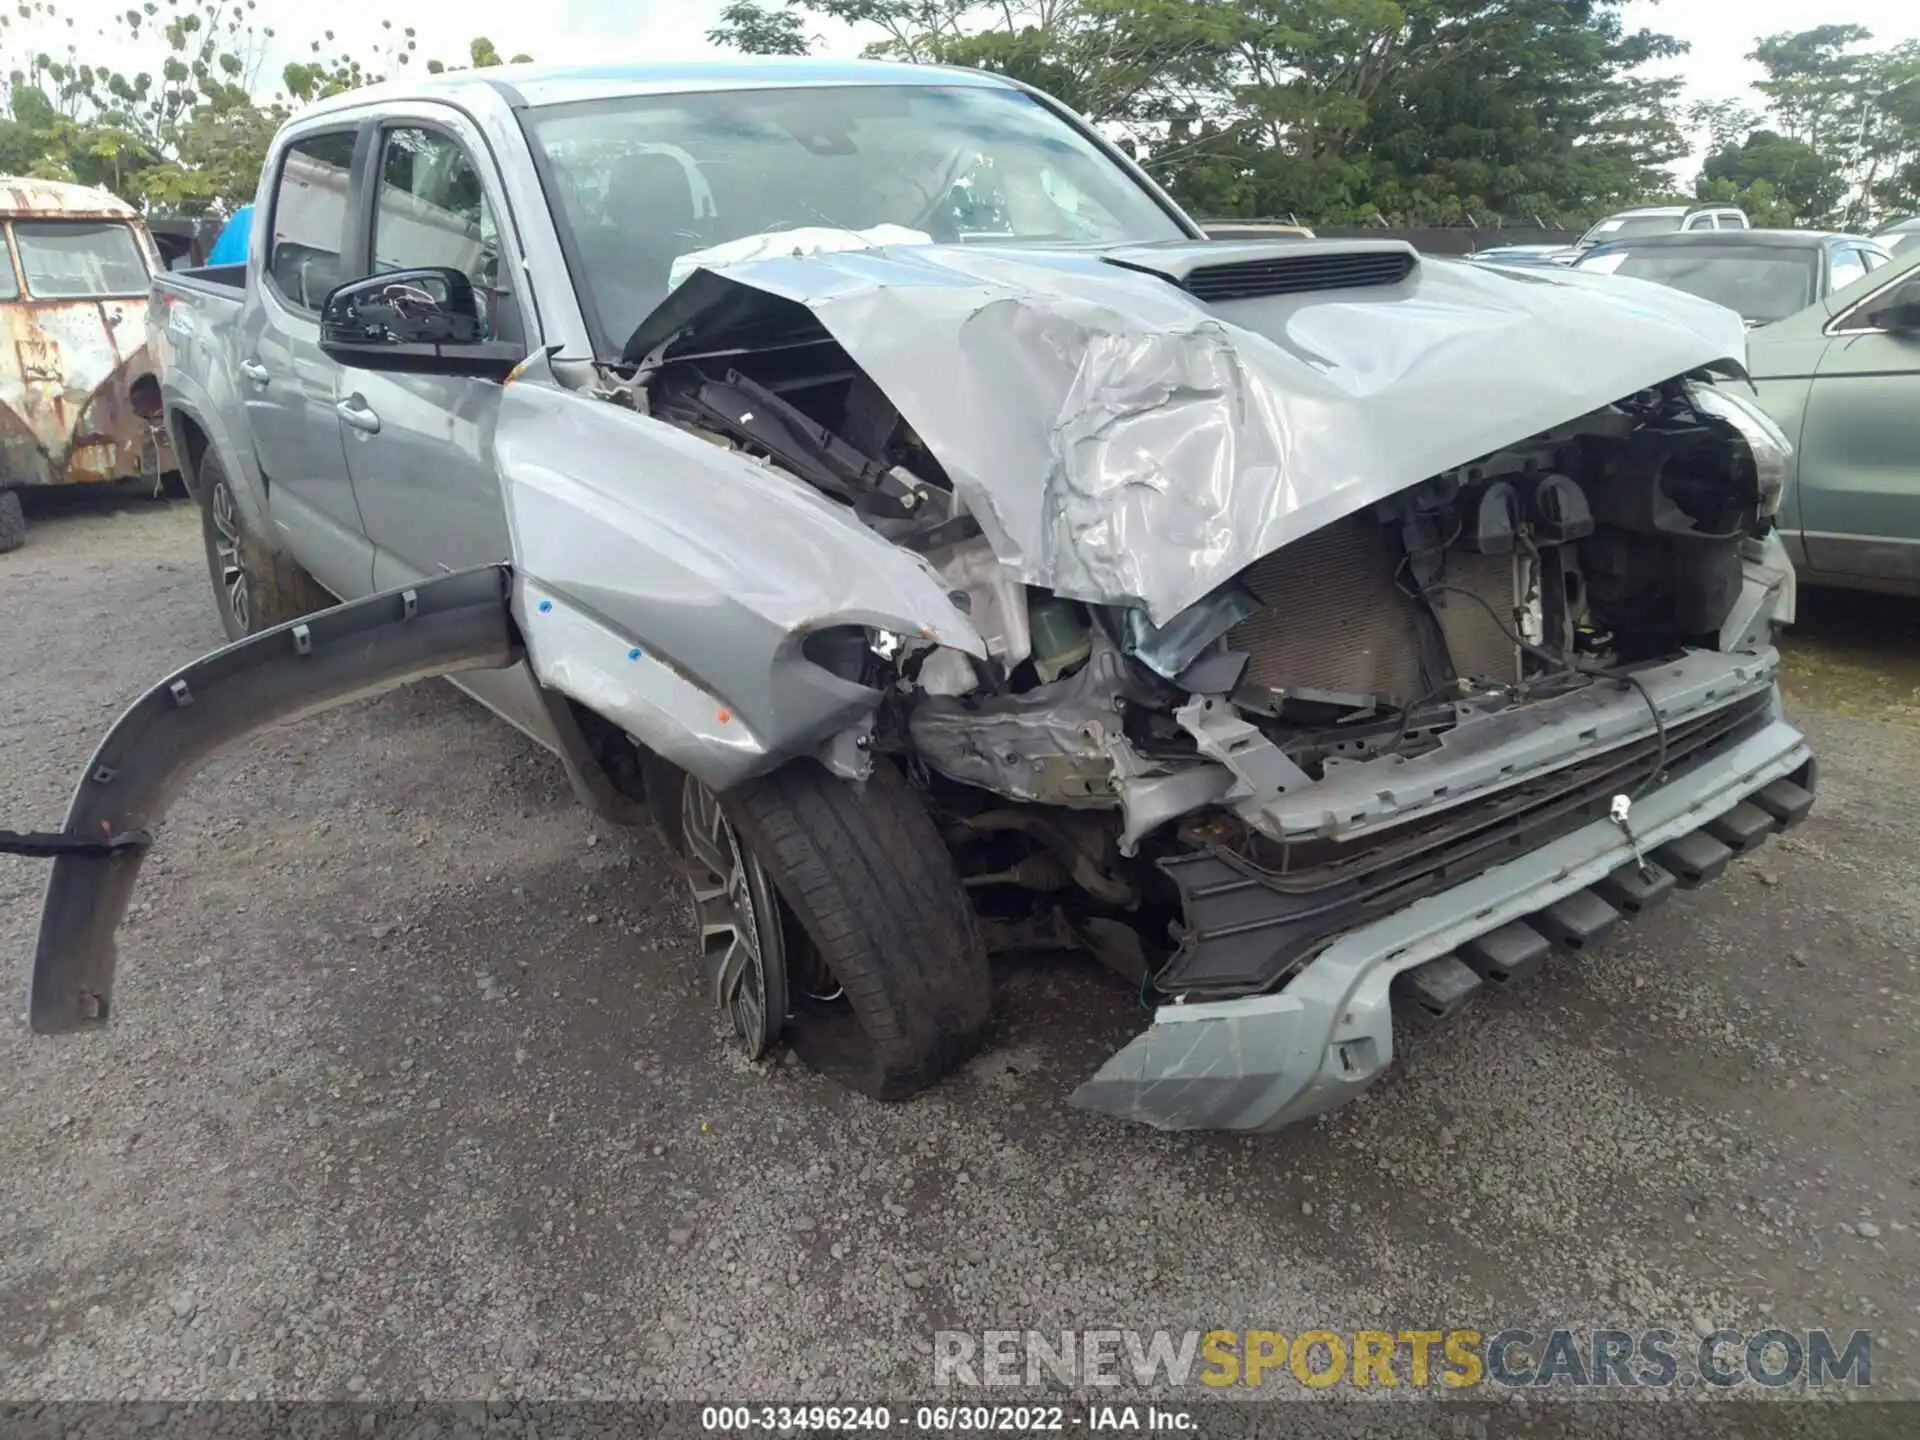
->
[708, 0, 811, 55]
[1687, 97, 1760, 155]
[1692, 176, 1796, 229]
[707, 0, 1691, 227]
[1295, 0, 1689, 224]
[285, 26, 530, 97]
[1749, 25, 1873, 156]
[2, 3, 531, 212]
[710, 0, 1223, 124]
[1698, 129, 1842, 226]
[1740, 25, 1920, 227]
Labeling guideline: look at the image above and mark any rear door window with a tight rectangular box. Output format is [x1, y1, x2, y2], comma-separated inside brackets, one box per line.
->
[268, 130, 358, 311]
[12, 221, 150, 297]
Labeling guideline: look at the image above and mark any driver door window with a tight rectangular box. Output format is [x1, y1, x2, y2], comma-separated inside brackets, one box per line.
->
[371, 127, 510, 340]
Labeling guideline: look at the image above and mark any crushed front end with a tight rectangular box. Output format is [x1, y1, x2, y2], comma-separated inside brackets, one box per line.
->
[901, 376, 1811, 1130]
[622, 238, 1813, 1131]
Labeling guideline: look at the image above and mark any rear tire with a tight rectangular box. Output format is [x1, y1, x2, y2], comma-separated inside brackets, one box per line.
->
[197, 449, 332, 641]
[679, 758, 992, 1101]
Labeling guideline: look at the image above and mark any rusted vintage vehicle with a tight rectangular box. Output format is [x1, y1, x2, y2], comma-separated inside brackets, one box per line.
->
[0, 177, 174, 552]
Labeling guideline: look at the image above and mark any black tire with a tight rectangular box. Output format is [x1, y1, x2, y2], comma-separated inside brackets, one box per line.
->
[197, 449, 332, 641]
[694, 758, 992, 1100]
[0, 490, 23, 555]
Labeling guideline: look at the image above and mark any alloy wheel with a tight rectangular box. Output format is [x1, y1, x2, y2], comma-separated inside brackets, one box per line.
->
[210, 479, 249, 633]
[681, 778, 788, 1058]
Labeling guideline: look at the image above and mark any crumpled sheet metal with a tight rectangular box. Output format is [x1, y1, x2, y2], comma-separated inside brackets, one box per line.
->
[667, 223, 932, 294]
[638, 244, 1748, 624]
[492, 360, 985, 790]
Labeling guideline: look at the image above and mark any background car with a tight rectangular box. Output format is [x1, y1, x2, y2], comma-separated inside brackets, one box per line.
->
[1748, 246, 1920, 596]
[1573, 229, 1894, 327]
[1873, 216, 1920, 257]
[1577, 202, 1749, 247]
[1469, 203, 1751, 269]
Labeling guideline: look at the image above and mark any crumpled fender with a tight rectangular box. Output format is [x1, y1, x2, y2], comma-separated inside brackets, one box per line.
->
[493, 362, 985, 792]
[28, 568, 518, 1034]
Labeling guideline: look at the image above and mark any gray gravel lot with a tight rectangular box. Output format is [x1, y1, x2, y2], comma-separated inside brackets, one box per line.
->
[2, 497, 1918, 1409]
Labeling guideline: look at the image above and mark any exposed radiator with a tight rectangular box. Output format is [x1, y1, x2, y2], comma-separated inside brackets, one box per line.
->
[1433, 548, 1523, 687]
[1226, 515, 1520, 708]
[1228, 515, 1427, 705]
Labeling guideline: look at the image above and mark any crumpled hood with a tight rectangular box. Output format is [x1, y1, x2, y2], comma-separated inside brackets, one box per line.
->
[630, 241, 1748, 624]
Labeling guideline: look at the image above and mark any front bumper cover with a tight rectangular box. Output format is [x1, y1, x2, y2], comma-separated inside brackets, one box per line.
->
[1071, 705, 1815, 1132]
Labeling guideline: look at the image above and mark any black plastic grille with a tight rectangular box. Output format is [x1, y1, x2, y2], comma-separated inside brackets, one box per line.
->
[1153, 688, 1776, 996]
[1182, 249, 1415, 303]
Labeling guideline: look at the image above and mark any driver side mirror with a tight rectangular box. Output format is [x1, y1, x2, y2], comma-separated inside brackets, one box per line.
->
[1861, 275, 1920, 333]
[319, 267, 525, 380]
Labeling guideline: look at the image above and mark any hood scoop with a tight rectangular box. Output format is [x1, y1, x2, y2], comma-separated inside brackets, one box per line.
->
[1103, 239, 1418, 303]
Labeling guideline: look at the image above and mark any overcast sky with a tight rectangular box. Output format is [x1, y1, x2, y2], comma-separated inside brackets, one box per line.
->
[13, 0, 1920, 180]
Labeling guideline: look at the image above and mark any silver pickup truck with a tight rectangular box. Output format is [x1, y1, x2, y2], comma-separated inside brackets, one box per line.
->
[24, 59, 1817, 1132]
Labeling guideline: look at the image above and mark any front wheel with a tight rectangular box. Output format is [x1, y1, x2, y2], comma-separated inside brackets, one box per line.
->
[676, 758, 991, 1100]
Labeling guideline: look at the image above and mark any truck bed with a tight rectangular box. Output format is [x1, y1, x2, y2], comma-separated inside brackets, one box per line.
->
[148, 265, 252, 485]
[158, 263, 247, 299]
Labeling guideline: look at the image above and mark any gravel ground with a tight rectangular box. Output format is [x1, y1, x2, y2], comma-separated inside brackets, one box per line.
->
[2, 496, 1917, 1414]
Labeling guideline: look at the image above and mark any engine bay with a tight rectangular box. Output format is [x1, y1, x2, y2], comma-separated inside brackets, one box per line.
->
[631, 324, 1786, 998]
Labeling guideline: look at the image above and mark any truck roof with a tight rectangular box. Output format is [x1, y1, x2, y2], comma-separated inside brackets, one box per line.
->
[0, 176, 140, 221]
[298, 57, 1016, 119]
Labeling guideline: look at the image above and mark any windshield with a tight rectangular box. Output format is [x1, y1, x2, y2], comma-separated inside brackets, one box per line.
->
[11, 220, 150, 298]
[1576, 246, 1817, 324]
[1578, 214, 1684, 248]
[522, 83, 1186, 352]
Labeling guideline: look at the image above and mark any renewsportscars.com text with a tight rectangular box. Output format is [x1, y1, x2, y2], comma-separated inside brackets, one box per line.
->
[933, 1327, 1871, 1390]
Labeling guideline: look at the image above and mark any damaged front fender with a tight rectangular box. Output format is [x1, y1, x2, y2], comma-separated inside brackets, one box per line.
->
[29, 568, 518, 1034]
[495, 366, 985, 792]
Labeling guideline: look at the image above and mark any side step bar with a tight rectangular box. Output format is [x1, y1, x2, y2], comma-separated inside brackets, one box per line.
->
[28, 567, 519, 1035]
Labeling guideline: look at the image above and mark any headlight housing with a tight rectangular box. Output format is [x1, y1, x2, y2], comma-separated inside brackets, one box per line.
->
[1685, 381, 1791, 520]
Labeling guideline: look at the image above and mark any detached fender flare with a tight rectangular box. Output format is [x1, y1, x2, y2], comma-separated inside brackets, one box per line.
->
[29, 566, 520, 1034]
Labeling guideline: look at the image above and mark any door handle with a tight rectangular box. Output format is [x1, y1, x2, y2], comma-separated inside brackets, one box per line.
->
[239, 359, 270, 385]
[336, 395, 381, 435]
